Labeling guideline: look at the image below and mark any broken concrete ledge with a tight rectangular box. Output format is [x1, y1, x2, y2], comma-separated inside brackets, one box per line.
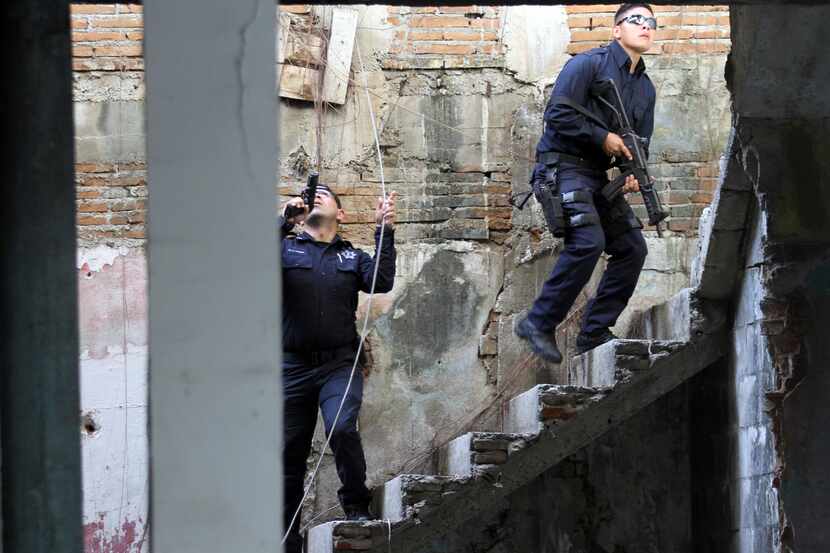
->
[308, 329, 728, 553]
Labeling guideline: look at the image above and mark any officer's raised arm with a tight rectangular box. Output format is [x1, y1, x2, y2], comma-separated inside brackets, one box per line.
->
[277, 196, 308, 239]
[358, 191, 397, 294]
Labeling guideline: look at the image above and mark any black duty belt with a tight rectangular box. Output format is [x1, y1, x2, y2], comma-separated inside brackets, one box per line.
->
[537, 151, 607, 171]
[283, 344, 355, 367]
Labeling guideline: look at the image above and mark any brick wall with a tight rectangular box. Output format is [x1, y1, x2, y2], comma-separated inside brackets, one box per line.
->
[71, 3, 144, 72]
[73, 3, 727, 246]
[383, 6, 504, 70]
[566, 4, 730, 55]
[76, 162, 148, 244]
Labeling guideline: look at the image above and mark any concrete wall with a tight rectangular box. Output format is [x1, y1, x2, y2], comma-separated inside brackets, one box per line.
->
[78, 247, 148, 553]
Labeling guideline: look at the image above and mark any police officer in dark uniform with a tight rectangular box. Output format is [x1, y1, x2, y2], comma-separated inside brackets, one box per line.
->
[516, 3, 658, 362]
[279, 184, 397, 553]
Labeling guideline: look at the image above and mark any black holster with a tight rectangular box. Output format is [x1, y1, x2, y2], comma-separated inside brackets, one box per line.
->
[532, 164, 567, 237]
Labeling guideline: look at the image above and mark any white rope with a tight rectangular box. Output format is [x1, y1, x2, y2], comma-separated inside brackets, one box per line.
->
[282, 40, 389, 545]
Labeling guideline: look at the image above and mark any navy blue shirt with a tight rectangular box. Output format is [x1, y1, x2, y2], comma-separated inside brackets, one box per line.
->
[280, 218, 396, 352]
[537, 40, 656, 167]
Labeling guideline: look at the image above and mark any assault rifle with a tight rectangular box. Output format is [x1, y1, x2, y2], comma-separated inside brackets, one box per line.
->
[285, 171, 319, 219]
[593, 79, 668, 231]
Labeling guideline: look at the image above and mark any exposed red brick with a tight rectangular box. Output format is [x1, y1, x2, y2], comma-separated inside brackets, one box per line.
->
[570, 29, 613, 42]
[654, 28, 694, 41]
[566, 5, 616, 15]
[71, 5, 116, 14]
[477, 43, 501, 54]
[280, 5, 310, 14]
[661, 41, 730, 54]
[667, 218, 697, 232]
[443, 30, 490, 41]
[93, 45, 143, 57]
[567, 41, 605, 54]
[693, 29, 730, 39]
[407, 30, 444, 41]
[409, 15, 470, 28]
[414, 43, 476, 55]
[78, 215, 107, 225]
[691, 192, 714, 204]
[696, 164, 720, 178]
[72, 45, 93, 57]
[73, 31, 126, 42]
[76, 163, 115, 173]
[89, 15, 143, 29]
[439, 6, 483, 14]
[78, 201, 108, 213]
[469, 18, 499, 30]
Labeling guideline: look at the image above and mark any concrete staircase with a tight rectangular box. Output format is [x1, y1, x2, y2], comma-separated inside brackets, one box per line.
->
[307, 287, 728, 553]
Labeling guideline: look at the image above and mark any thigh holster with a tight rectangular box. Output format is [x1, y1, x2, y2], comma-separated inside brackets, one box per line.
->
[532, 164, 567, 237]
[532, 164, 600, 237]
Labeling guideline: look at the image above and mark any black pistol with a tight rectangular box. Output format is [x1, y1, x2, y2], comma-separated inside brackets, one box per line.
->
[285, 172, 319, 220]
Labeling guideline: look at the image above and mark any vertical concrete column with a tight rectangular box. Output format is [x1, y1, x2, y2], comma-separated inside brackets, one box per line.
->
[144, 1, 281, 551]
[1, 2, 82, 553]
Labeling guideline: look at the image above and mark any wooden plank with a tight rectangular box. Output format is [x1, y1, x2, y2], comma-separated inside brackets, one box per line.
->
[284, 31, 325, 67]
[278, 12, 325, 67]
[278, 63, 320, 101]
[321, 7, 358, 105]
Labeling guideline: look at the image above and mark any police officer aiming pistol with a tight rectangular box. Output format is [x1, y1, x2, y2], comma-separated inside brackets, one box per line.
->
[516, 3, 660, 363]
[279, 176, 397, 553]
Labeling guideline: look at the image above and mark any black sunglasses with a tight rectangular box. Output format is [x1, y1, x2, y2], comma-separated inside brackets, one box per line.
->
[616, 13, 658, 30]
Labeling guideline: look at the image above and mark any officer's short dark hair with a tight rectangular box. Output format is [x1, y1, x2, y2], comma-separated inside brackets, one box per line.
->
[614, 3, 654, 24]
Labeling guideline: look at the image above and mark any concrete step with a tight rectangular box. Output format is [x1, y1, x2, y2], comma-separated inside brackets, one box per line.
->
[436, 432, 529, 478]
[307, 521, 376, 553]
[305, 290, 729, 553]
[503, 383, 610, 435]
[372, 474, 466, 523]
[627, 287, 727, 342]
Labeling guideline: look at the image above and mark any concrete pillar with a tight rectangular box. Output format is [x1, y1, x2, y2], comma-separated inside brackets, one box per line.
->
[1, 2, 82, 553]
[143, 0, 281, 551]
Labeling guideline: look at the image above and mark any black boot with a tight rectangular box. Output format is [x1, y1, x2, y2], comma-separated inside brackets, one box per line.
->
[575, 328, 617, 355]
[515, 317, 562, 363]
[344, 504, 372, 522]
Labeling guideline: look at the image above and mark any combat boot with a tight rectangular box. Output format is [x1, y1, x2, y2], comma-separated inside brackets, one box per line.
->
[515, 317, 562, 363]
[575, 328, 617, 355]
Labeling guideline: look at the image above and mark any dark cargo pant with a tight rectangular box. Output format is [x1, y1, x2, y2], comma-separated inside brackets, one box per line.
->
[282, 350, 370, 553]
[527, 163, 648, 335]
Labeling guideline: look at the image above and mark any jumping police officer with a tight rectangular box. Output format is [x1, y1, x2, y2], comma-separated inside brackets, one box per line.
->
[516, 3, 658, 362]
[279, 182, 397, 553]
